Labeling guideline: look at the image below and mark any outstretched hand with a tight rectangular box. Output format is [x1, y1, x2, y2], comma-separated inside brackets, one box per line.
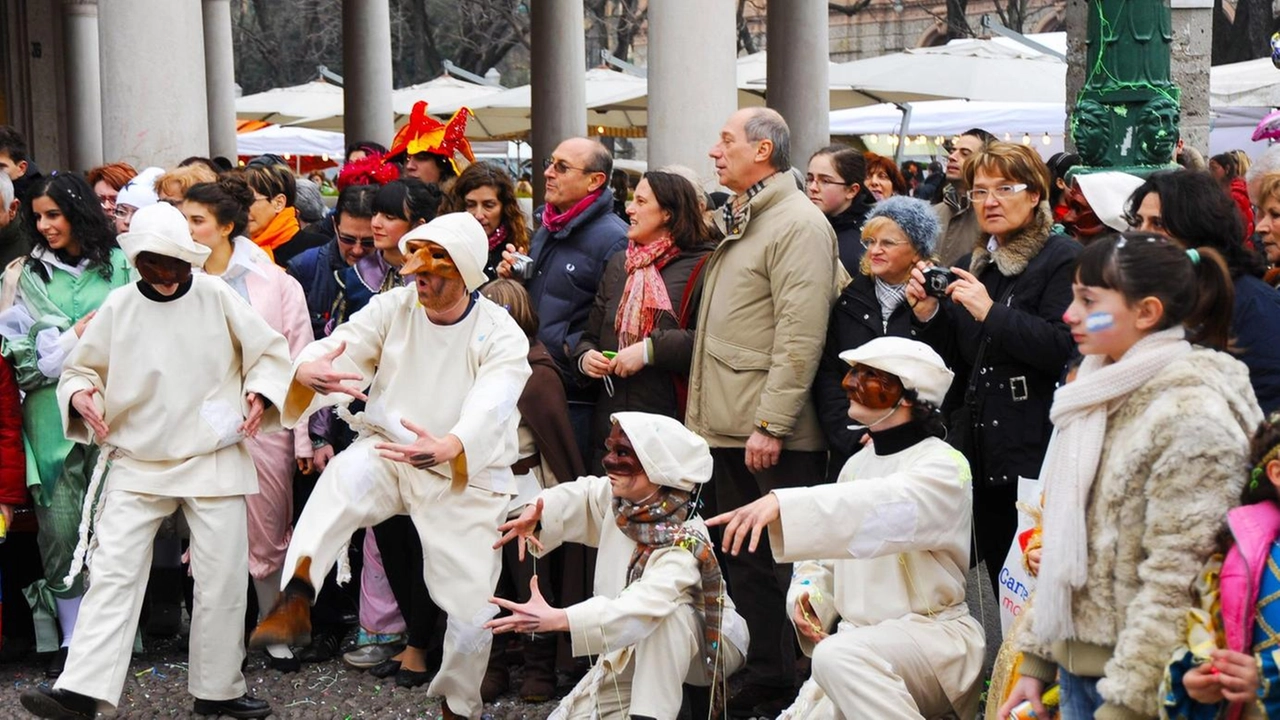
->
[71, 387, 109, 439]
[240, 392, 265, 437]
[485, 575, 568, 634]
[375, 418, 462, 470]
[296, 342, 368, 401]
[494, 498, 545, 561]
[706, 493, 781, 556]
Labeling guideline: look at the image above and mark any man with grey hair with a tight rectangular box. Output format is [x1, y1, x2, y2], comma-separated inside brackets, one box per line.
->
[0, 171, 27, 268]
[688, 106, 840, 716]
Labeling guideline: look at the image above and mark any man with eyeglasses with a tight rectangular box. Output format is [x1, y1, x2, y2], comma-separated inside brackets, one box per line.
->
[287, 184, 379, 341]
[497, 137, 627, 464]
[932, 128, 995, 267]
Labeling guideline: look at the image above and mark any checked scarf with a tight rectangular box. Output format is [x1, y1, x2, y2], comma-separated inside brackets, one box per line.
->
[614, 237, 680, 349]
[613, 488, 727, 716]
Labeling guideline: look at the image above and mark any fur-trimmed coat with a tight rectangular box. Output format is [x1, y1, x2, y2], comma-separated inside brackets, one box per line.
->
[1014, 348, 1262, 720]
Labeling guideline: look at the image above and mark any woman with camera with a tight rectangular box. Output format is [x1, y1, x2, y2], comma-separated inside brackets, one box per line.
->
[571, 170, 716, 471]
[906, 142, 1080, 592]
[446, 161, 530, 280]
[813, 195, 941, 479]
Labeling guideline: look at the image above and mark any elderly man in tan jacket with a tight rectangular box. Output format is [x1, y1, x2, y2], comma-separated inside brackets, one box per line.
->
[689, 107, 840, 716]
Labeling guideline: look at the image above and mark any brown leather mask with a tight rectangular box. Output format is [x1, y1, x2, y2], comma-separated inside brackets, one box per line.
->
[602, 423, 643, 477]
[400, 240, 462, 280]
[1062, 182, 1106, 243]
[134, 251, 192, 287]
[842, 364, 905, 410]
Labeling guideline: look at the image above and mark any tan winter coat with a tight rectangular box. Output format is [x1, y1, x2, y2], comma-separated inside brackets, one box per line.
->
[1014, 348, 1262, 720]
[685, 174, 840, 449]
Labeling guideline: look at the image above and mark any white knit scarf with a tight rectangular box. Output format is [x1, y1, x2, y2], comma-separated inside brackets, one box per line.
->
[1035, 326, 1191, 641]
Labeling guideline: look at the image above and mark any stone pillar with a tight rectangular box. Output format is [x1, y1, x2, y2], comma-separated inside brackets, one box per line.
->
[342, 0, 394, 149]
[1170, 0, 1212, 155]
[99, 0, 208, 167]
[531, 0, 586, 204]
[647, 0, 736, 187]
[63, 1, 103, 171]
[1064, 0, 1088, 154]
[203, 0, 237, 161]
[766, 1, 829, 168]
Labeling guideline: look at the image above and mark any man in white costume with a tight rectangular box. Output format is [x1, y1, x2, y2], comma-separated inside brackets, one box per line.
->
[710, 337, 985, 720]
[20, 203, 294, 720]
[251, 212, 531, 720]
[489, 411, 749, 720]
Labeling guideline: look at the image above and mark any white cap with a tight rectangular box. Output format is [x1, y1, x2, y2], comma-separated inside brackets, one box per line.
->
[117, 203, 211, 268]
[1075, 171, 1145, 233]
[115, 166, 165, 210]
[398, 212, 488, 292]
[838, 337, 954, 406]
[609, 412, 712, 492]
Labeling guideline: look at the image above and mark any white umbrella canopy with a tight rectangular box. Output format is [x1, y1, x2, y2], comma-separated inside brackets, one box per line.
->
[738, 51, 942, 108]
[392, 75, 504, 120]
[235, 80, 345, 125]
[236, 125, 346, 159]
[1210, 58, 1280, 107]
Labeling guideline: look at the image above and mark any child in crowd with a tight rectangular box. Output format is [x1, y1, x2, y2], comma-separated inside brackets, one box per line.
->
[999, 233, 1263, 720]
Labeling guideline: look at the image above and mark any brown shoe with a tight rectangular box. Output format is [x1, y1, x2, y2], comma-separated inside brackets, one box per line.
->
[248, 558, 315, 648]
[480, 663, 509, 703]
[518, 635, 558, 702]
[440, 701, 465, 719]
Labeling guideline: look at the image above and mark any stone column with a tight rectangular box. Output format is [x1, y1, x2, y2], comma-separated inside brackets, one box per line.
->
[63, 1, 103, 171]
[99, 0, 208, 167]
[531, 0, 586, 204]
[203, 0, 237, 162]
[1064, 0, 1087, 153]
[1170, 0, 1212, 155]
[647, 0, 736, 187]
[766, 1, 829, 168]
[342, 0, 394, 149]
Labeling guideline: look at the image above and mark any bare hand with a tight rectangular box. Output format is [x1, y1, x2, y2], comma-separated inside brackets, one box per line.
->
[707, 493, 781, 556]
[997, 676, 1046, 720]
[71, 387, 109, 439]
[296, 457, 314, 474]
[73, 311, 97, 338]
[745, 430, 782, 473]
[946, 267, 994, 323]
[792, 591, 828, 645]
[581, 350, 613, 379]
[494, 498, 545, 561]
[496, 243, 518, 279]
[1182, 662, 1226, 704]
[0, 503, 13, 531]
[907, 262, 939, 322]
[1026, 547, 1042, 577]
[612, 343, 646, 378]
[240, 392, 265, 437]
[485, 575, 568, 634]
[375, 418, 462, 470]
[1210, 649, 1260, 703]
[312, 443, 334, 472]
[296, 342, 368, 401]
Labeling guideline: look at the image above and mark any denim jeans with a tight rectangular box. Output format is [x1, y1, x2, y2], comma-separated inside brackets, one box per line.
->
[1058, 667, 1105, 720]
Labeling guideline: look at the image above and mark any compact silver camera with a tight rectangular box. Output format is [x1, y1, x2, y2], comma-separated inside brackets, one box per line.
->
[510, 252, 536, 280]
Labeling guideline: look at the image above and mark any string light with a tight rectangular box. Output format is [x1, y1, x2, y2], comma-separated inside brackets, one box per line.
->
[1004, 133, 1012, 142]
[1041, 133, 1052, 146]
[868, 134, 878, 143]
[596, 125, 605, 135]
[1021, 133, 1032, 145]
[321, 153, 330, 162]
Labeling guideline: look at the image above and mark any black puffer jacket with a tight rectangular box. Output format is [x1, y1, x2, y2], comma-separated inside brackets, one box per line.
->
[829, 192, 876, 278]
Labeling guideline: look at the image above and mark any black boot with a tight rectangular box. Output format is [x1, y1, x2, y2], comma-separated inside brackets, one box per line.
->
[20, 685, 96, 719]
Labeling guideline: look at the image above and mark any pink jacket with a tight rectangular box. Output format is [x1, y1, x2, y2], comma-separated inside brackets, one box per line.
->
[1219, 500, 1280, 719]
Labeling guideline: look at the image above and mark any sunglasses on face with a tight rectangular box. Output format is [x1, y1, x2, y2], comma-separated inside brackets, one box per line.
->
[337, 235, 376, 249]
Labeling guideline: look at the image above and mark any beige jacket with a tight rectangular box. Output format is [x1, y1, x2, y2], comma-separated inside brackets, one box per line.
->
[686, 174, 839, 449]
[933, 189, 982, 267]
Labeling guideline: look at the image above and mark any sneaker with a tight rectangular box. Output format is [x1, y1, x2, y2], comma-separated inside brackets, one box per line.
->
[295, 631, 340, 663]
[342, 642, 404, 669]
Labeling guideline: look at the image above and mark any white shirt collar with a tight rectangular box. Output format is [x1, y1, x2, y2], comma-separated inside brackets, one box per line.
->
[29, 245, 88, 278]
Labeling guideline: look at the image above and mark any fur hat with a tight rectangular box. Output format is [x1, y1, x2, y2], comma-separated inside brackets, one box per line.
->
[116, 166, 164, 210]
[610, 412, 712, 492]
[294, 178, 326, 223]
[398, 212, 488, 292]
[866, 195, 941, 258]
[1074, 172, 1144, 233]
[117, 203, 211, 268]
[839, 337, 954, 406]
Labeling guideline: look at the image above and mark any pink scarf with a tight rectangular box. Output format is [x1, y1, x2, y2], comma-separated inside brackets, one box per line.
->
[487, 224, 509, 251]
[615, 237, 680, 348]
[541, 188, 603, 233]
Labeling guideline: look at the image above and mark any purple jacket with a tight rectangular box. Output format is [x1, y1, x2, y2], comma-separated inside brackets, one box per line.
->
[1220, 501, 1280, 719]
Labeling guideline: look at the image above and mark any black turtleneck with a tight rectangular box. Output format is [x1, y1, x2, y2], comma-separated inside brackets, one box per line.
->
[137, 277, 193, 303]
[867, 419, 932, 456]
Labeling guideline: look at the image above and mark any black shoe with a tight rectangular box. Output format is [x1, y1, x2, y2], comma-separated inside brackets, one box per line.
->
[266, 652, 301, 673]
[19, 685, 96, 719]
[193, 694, 271, 719]
[368, 658, 401, 678]
[726, 683, 796, 718]
[295, 631, 340, 663]
[395, 666, 433, 688]
[44, 647, 69, 679]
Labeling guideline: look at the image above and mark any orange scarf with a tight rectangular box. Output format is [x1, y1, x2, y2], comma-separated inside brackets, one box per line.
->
[252, 206, 299, 261]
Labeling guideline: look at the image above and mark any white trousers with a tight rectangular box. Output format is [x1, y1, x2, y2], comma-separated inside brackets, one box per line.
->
[554, 604, 745, 720]
[284, 437, 509, 719]
[56, 490, 249, 707]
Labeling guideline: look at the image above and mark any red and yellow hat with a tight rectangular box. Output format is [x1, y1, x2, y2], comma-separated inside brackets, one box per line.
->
[388, 101, 475, 175]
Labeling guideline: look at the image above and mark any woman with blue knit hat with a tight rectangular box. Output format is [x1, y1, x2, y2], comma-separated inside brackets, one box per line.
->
[813, 195, 940, 479]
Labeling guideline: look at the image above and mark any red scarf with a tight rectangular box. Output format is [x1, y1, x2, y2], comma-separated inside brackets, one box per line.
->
[615, 237, 680, 348]
[487, 224, 509, 252]
[541, 188, 603, 233]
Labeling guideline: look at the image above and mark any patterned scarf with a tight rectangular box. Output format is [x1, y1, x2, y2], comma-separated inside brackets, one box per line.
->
[487, 224, 509, 251]
[615, 238, 680, 348]
[541, 188, 603, 233]
[613, 488, 727, 717]
[873, 276, 908, 325]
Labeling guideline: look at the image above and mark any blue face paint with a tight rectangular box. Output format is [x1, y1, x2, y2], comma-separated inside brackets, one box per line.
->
[1085, 312, 1115, 332]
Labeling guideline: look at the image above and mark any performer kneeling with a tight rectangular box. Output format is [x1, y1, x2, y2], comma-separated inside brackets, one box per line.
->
[21, 204, 294, 720]
[710, 337, 985, 720]
[250, 213, 531, 720]
[489, 411, 749, 720]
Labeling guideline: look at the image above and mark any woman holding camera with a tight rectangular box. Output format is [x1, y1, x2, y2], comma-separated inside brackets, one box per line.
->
[813, 196, 940, 479]
[907, 142, 1080, 592]
[571, 171, 716, 471]
[447, 161, 530, 280]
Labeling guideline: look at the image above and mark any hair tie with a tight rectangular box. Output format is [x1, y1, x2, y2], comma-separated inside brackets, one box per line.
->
[1186, 248, 1201, 265]
[1252, 466, 1265, 492]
